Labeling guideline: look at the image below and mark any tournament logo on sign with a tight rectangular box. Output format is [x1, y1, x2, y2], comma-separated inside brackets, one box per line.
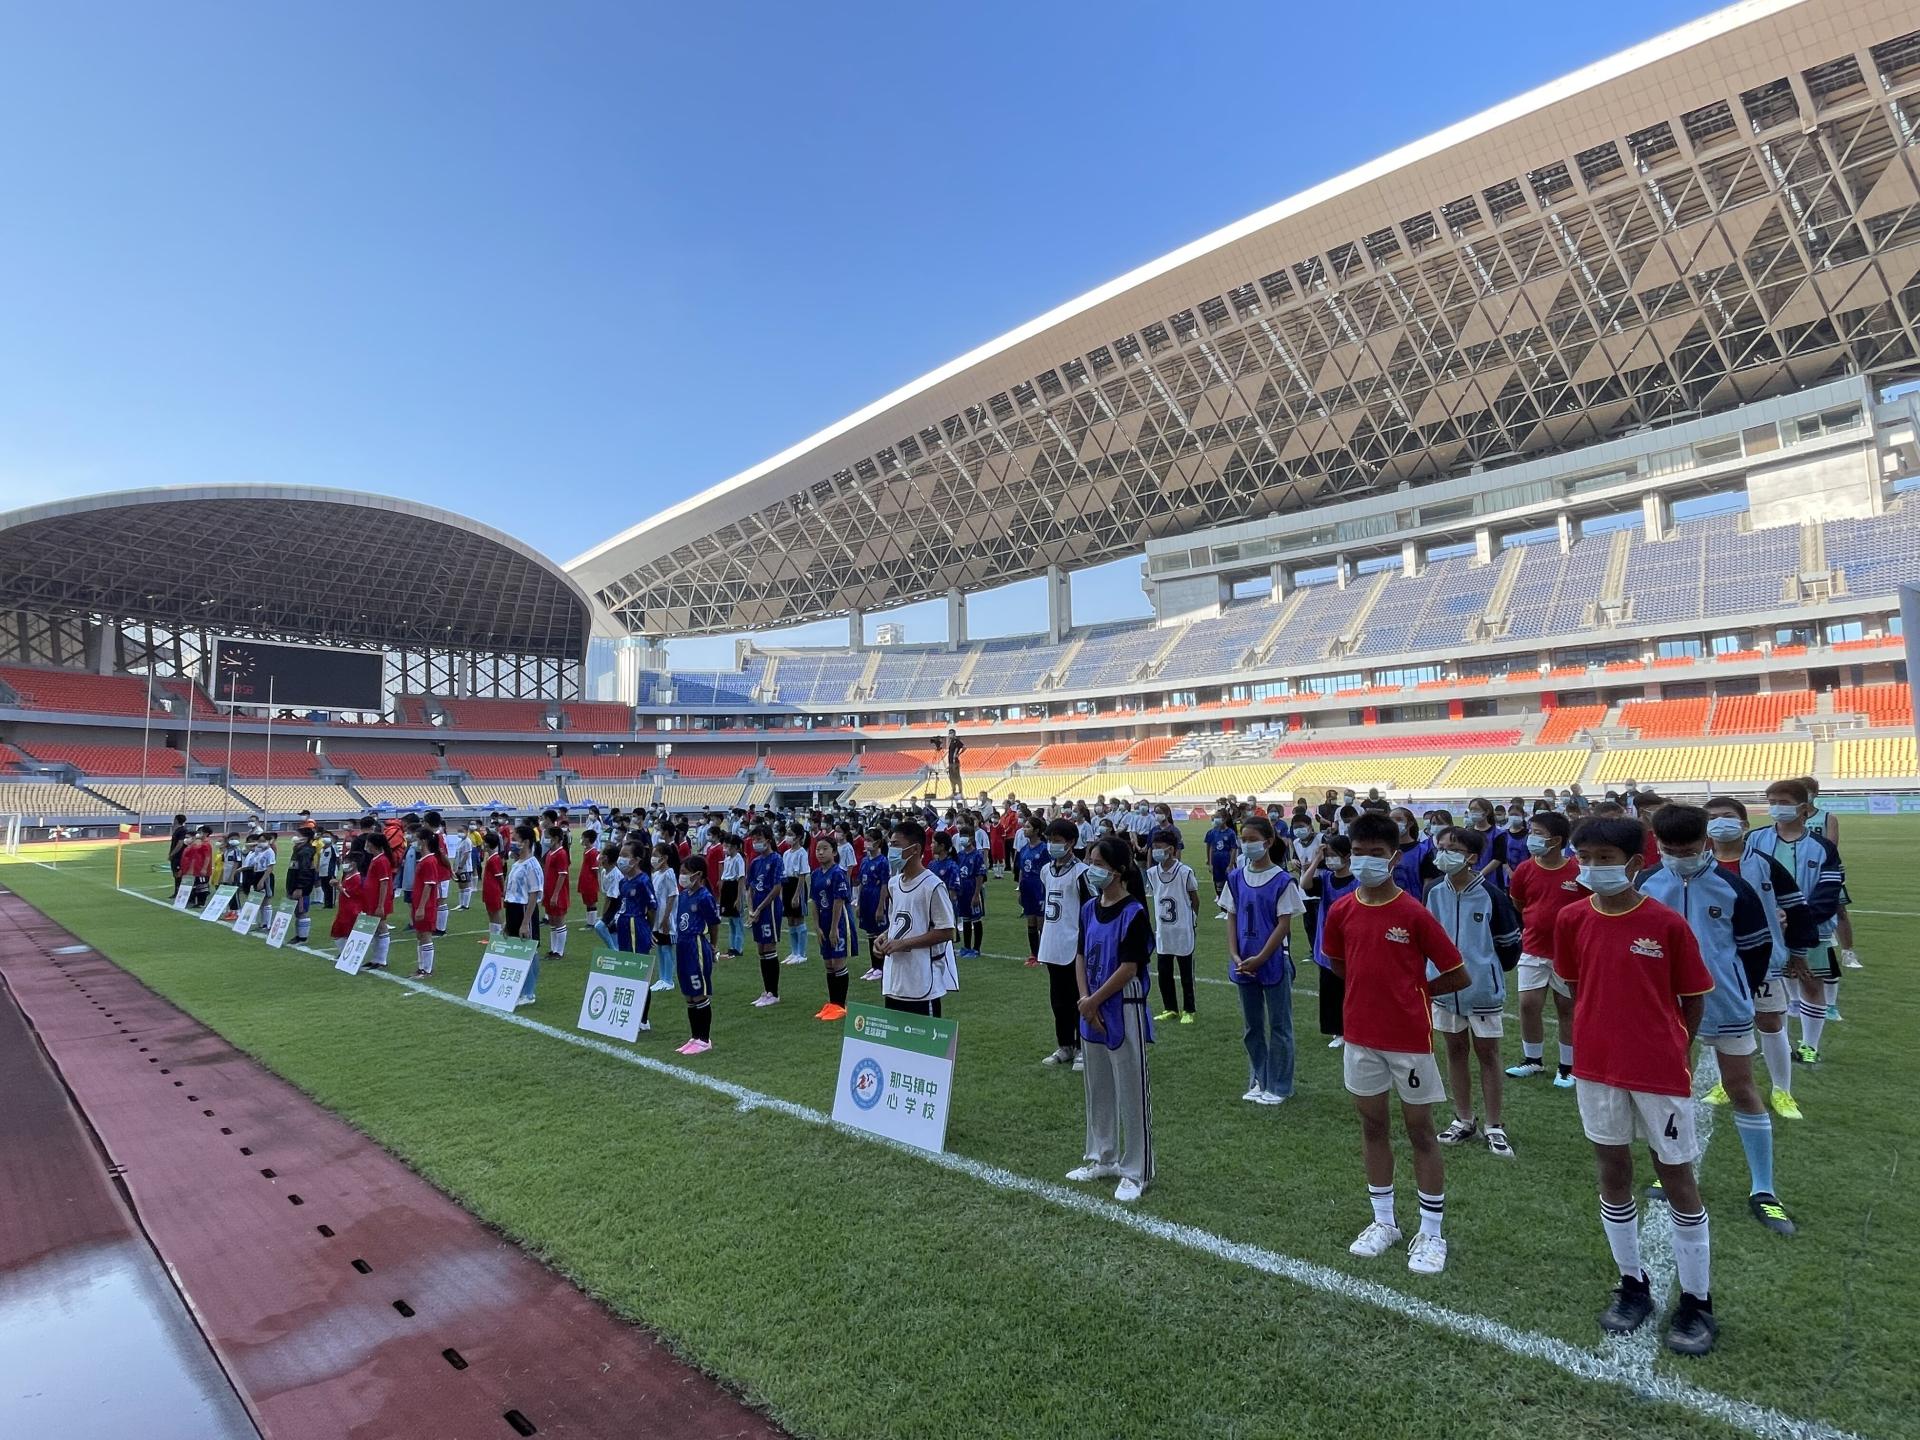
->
[849, 1056, 884, 1111]
[587, 986, 609, 1021]
[476, 961, 499, 995]
[852, 1014, 868, 1034]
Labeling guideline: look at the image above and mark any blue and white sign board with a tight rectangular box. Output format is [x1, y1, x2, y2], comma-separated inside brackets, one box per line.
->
[467, 937, 537, 1012]
[265, 899, 296, 949]
[830, 1003, 957, 1155]
[198, 884, 238, 922]
[172, 879, 196, 911]
[577, 951, 650, 1043]
[335, 915, 378, 974]
[231, 894, 264, 935]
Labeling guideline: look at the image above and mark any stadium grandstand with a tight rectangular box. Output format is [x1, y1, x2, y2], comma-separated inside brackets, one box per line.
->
[0, 3, 1917, 836]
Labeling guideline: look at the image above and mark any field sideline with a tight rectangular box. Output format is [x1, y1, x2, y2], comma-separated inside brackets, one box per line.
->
[2, 820, 1916, 1440]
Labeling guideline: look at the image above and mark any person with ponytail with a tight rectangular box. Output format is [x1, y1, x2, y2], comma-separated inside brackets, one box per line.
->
[1222, 815, 1306, 1106]
[1065, 835, 1156, 1203]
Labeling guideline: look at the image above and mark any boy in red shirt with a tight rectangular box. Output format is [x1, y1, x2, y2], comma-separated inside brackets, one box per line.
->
[1320, 812, 1468, 1277]
[480, 831, 507, 944]
[182, 825, 214, 907]
[1555, 816, 1717, 1356]
[410, 832, 449, 978]
[331, 855, 365, 947]
[578, 829, 603, 918]
[1505, 808, 1584, 1086]
[542, 826, 572, 958]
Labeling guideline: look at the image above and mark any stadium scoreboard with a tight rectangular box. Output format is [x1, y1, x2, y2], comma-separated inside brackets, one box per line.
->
[210, 638, 384, 712]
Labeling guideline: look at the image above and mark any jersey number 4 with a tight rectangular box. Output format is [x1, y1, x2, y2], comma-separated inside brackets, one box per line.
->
[1663, 1113, 1679, 1141]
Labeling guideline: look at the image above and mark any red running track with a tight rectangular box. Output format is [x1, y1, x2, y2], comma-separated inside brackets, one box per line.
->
[0, 891, 785, 1440]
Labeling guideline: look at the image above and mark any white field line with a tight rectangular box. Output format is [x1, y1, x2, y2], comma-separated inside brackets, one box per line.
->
[69, 881, 1862, 1440]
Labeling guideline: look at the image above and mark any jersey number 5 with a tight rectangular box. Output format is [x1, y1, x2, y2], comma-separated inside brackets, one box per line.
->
[1044, 897, 1062, 922]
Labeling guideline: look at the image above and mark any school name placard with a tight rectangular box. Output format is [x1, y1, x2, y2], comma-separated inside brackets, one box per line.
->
[830, 1003, 957, 1154]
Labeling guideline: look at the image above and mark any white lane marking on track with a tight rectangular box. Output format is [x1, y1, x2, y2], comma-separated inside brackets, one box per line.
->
[79, 878, 1865, 1440]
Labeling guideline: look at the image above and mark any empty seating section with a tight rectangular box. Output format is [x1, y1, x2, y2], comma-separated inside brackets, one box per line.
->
[865, 651, 944, 704]
[1349, 563, 1443, 656]
[966, 636, 1063, 699]
[451, 752, 552, 780]
[1619, 698, 1712, 740]
[460, 783, 566, 810]
[228, 783, 364, 815]
[1277, 755, 1451, 790]
[1177, 764, 1291, 798]
[89, 782, 244, 816]
[432, 698, 554, 732]
[1702, 522, 1798, 618]
[1708, 691, 1814, 735]
[0, 667, 168, 716]
[1537, 704, 1607, 744]
[1029, 741, 1124, 771]
[1272, 730, 1518, 760]
[565, 753, 662, 778]
[351, 782, 467, 809]
[842, 775, 935, 805]
[195, 745, 322, 777]
[1408, 558, 1504, 651]
[959, 744, 1040, 772]
[1499, 544, 1564, 640]
[17, 741, 187, 774]
[1123, 737, 1177, 764]
[1156, 602, 1283, 683]
[1539, 534, 1613, 637]
[1826, 505, 1920, 597]
[1263, 582, 1371, 666]
[660, 781, 745, 810]
[1832, 736, 1916, 780]
[1065, 625, 1168, 689]
[664, 751, 750, 778]
[0, 743, 24, 773]
[667, 659, 764, 706]
[330, 751, 438, 780]
[1593, 743, 1813, 786]
[854, 747, 931, 774]
[1624, 519, 1719, 624]
[1050, 767, 1198, 800]
[796, 655, 866, 707]
[560, 702, 635, 732]
[763, 750, 850, 777]
[0, 780, 134, 818]
[1442, 750, 1590, 792]
[1834, 684, 1913, 727]
[567, 784, 657, 812]
[159, 678, 223, 717]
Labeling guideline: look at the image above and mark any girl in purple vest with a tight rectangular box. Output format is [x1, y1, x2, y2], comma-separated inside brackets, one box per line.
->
[1064, 835, 1156, 1203]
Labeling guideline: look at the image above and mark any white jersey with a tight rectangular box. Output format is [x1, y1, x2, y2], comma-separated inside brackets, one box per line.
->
[446, 831, 472, 878]
[1036, 860, 1089, 967]
[1146, 860, 1198, 956]
[883, 868, 958, 1001]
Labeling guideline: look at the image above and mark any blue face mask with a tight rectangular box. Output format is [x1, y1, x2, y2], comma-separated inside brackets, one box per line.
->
[955, 835, 971, 850]
[1085, 865, 1113, 891]
[1046, 842, 1068, 861]
[886, 846, 907, 871]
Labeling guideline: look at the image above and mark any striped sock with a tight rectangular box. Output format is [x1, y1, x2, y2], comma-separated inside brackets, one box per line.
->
[1669, 1206, 1710, 1299]
[1733, 1109, 1774, 1195]
[1417, 1189, 1444, 1240]
[1795, 999, 1826, 1051]
[1368, 1184, 1395, 1228]
[1600, 1196, 1641, 1278]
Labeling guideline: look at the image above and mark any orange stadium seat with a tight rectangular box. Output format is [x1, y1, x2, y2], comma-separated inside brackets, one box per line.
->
[16, 741, 187, 775]
[193, 743, 322, 777]
[432, 697, 555, 732]
[559, 701, 635, 732]
[451, 752, 552, 780]
[1537, 704, 1607, 744]
[1122, 737, 1177, 764]
[0, 666, 169, 717]
[762, 750, 852, 777]
[1618, 697, 1712, 740]
[664, 751, 750, 779]
[1834, 683, 1913, 728]
[1271, 730, 1519, 760]
[946, 743, 1039, 772]
[1708, 691, 1814, 735]
[328, 750, 439, 780]
[564, 753, 662, 778]
[1029, 740, 1124, 771]
[854, 747, 932, 774]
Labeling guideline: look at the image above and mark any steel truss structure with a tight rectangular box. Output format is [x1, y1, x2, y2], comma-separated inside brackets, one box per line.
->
[573, 2, 1920, 638]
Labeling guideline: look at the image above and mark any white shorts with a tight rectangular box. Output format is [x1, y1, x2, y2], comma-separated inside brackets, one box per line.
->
[1432, 1005, 1503, 1039]
[1344, 1044, 1445, 1104]
[1702, 1029, 1756, 1056]
[1575, 1079, 1698, 1164]
[1752, 977, 1790, 1016]
[1516, 953, 1571, 996]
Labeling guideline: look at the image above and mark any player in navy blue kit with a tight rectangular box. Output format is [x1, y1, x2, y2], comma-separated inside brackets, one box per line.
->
[746, 824, 786, 1009]
[954, 826, 987, 956]
[1015, 816, 1050, 965]
[810, 836, 855, 1022]
[673, 857, 721, 1056]
[1203, 810, 1238, 908]
[856, 826, 892, 982]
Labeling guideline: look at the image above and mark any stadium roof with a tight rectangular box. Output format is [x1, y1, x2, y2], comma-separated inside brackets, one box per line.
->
[0, 487, 594, 660]
[572, 0, 1920, 637]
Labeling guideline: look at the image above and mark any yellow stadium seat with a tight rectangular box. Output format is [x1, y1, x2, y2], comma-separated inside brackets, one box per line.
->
[459, 783, 568, 811]
[1832, 736, 1917, 781]
[1441, 750, 1591, 792]
[0, 781, 131, 819]
[1592, 743, 1814, 786]
[1051, 767, 1200, 801]
[1162, 764, 1291, 801]
[88, 782, 251, 817]
[1279, 756, 1451, 791]
[350, 783, 470, 811]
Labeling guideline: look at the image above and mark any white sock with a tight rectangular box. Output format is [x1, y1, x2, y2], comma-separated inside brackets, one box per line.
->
[1796, 999, 1826, 1051]
[294, 919, 310, 941]
[371, 934, 391, 968]
[1759, 1027, 1792, 1095]
[1417, 1189, 1444, 1240]
[1368, 1184, 1395, 1229]
[1557, 1042, 1574, 1069]
[488, 921, 502, 942]
[1669, 1206, 1710, 1298]
[418, 942, 434, 975]
[1823, 979, 1839, 1009]
[1522, 1040, 1543, 1061]
[550, 924, 567, 957]
[461, 887, 474, 909]
[1600, 1196, 1641, 1278]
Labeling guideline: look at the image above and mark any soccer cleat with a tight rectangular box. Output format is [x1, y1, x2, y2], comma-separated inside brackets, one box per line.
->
[649, 978, 674, 992]
[751, 993, 780, 1008]
[1180, 1013, 1196, 1025]
[1553, 1069, 1576, 1089]
[1041, 1046, 1074, 1066]
[1484, 1126, 1515, 1159]
[1842, 949, 1863, 970]
[1406, 1234, 1448, 1275]
[1665, 1293, 1718, 1356]
[1113, 1178, 1145, 1203]
[1598, 1272, 1655, 1335]
[1793, 1044, 1820, 1065]
[1748, 1192, 1796, 1236]
[818, 1003, 848, 1021]
[1826, 1004, 1843, 1022]
[1436, 1117, 1479, 1146]
[514, 994, 537, 1007]
[1065, 1162, 1120, 1183]
[1701, 1082, 1730, 1106]
[411, 968, 432, 979]
[1769, 1089, 1804, 1120]
[1348, 1221, 1402, 1258]
[781, 955, 807, 966]
[675, 1039, 700, 1055]
[1154, 1008, 1180, 1022]
[1505, 1059, 1545, 1078]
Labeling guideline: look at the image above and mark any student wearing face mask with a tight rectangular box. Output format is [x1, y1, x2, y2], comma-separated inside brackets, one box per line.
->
[671, 857, 722, 1055]
[1145, 827, 1200, 1026]
[1497, 806, 1532, 877]
[856, 826, 893, 982]
[718, 833, 746, 958]
[1037, 818, 1091, 1068]
[408, 830, 449, 978]
[1065, 835, 1157, 1204]
[953, 826, 986, 957]
[809, 836, 855, 1022]
[1388, 807, 1429, 896]
[502, 825, 545, 1004]
[1288, 815, 1325, 934]
[1639, 803, 1794, 1236]
[874, 819, 958, 1019]
[1203, 810, 1238, 912]
[1426, 827, 1522, 1159]
[1304, 834, 1358, 1048]
[1555, 816, 1718, 1354]
[1742, 779, 1845, 1064]
[1222, 817, 1306, 1107]
[650, 842, 680, 993]
[478, 830, 507, 945]
[1015, 817, 1050, 967]
[746, 824, 786, 1008]
[1505, 809, 1583, 1086]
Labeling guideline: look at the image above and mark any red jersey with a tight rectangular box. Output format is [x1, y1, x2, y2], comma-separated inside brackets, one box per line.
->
[542, 847, 571, 917]
[332, 873, 365, 939]
[703, 843, 724, 895]
[481, 852, 505, 910]
[363, 852, 395, 917]
[1553, 894, 1713, 1098]
[1507, 856, 1586, 959]
[182, 838, 211, 879]
[578, 847, 602, 908]
[1320, 888, 1465, 1054]
[411, 854, 448, 932]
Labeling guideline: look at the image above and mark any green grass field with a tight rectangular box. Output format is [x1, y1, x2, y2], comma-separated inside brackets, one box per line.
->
[3, 820, 1916, 1440]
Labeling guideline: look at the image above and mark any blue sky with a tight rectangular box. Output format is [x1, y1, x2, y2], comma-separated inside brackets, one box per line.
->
[0, 0, 1717, 668]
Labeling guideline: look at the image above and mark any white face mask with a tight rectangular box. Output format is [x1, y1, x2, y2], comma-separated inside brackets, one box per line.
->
[1661, 849, 1714, 878]
[1432, 850, 1470, 875]
[1705, 817, 1745, 843]
[1768, 804, 1800, 825]
[1579, 864, 1633, 896]
[1350, 855, 1392, 888]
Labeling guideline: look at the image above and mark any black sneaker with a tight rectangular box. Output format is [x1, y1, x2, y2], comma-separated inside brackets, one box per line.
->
[1665, 1292, 1718, 1356]
[1749, 1192, 1796, 1236]
[1599, 1272, 1655, 1335]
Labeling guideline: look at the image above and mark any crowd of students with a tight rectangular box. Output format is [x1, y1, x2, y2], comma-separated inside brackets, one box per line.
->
[161, 768, 1860, 1357]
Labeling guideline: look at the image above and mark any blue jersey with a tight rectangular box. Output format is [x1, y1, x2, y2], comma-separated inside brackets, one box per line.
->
[856, 855, 891, 932]
[954, 849, 984, 915]
[1637, 861, 1772, 1039]
[1392, 840, 1428, 897]
[747, 851, 784, 915]
[1015, 841, 1050, 915]
[811, 865, 855, 958]
[1309, 870, 1358, 970]
[672, 885, 720, 999]
[1078, 896, 1153, 1050]
[1224, 865, 1297, 987]
[931, 857, 962, 902]
[613, 868, 657, 952]
[1203, 826, 1237, 877]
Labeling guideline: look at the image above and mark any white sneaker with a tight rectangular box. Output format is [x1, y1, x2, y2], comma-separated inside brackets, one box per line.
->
[1071, 1051, 1084, 1072]
[859, 967, 883, 981]
[1327, 1036, 1344, 1049]
[1436, 1116, 1479, 1145]
[1114, 1178, 1144, 1203]
[1348, 1221, 1402, 1258]
[1241, 1086, 1265, 1102]
[753, 993, 780, 1008]
[1407, 1233, 1448, 1275]
[1842, 949, 1863, 969]
[1252, 1090, 1287, 1106]
[782, 955, 807, 966]
[1066, 1162, 1119, 1183]
[1485, 1126, 1515, 1159]
[1040, 1046, 1072, 1066]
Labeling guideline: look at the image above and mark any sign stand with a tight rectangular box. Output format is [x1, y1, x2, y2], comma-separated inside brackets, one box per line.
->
[831, 1002, 958, 1154]
[576, 951, 652, 1042]
[466, 937, 537, 1011]
[335, 916, 378, 974]
[265, 899, 296, 949]
[231, 893, 264, 935]
[198, 884, 239, 922]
